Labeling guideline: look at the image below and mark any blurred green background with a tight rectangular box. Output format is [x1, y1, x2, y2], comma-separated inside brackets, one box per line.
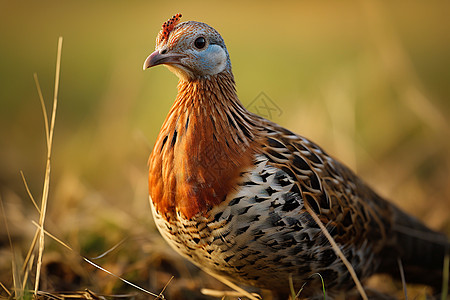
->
[1, 0, 449, 297]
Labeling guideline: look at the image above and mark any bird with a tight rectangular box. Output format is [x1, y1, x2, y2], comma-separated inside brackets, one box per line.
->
[143, 14, 449, 299]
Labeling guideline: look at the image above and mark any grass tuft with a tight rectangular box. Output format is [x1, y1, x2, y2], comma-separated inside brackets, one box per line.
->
[32, 36, 63, 296]
[9, 35, 168, 300]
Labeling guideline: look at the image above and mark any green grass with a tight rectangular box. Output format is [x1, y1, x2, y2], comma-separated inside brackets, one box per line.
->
[290, 273, 327, 300]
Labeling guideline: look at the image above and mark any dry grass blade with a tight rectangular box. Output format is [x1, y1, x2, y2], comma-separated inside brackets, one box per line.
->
[201, 288, 262, 299]
[89, 238, 128, 260]
[157, 276, 174, 299]
[34, 73, 49, 147]
[49, 37, 63, 148]
[81, 259, 160, 298]
[204, 271, 261, 300]
[34, 36, 63, 296]
[0, 281, 11, 297]
[31, 221, 73, 252]
[22, 253, 34, 292]
[396, 258, 407, 300]
[20, 170, 40, 213]
[34, 289, 139, 300]
[305, 205, 368, 300]
[293, 273, 326, 300]
[22, 230, 39, 274]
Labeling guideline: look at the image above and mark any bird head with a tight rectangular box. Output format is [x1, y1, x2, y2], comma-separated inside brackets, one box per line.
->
[143, 14, 231, 81]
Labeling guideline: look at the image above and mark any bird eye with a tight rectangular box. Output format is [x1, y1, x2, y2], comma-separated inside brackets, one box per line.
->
[194, 37, 206, 49]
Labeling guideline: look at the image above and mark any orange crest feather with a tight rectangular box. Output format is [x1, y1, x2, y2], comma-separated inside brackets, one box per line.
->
[157, 13, 182, 44]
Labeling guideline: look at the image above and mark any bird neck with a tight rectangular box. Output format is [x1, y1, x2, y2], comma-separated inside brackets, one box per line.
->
[149, 70, 257, 219]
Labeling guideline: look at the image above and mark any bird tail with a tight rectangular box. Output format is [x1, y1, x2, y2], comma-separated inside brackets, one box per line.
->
[378, 205, 449, 290]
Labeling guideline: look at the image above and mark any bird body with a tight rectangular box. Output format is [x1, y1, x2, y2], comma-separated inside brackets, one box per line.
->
[144, 14, 449, 298]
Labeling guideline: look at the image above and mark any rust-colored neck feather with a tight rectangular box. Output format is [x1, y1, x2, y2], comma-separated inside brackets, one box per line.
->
[149, 71, 257, 219]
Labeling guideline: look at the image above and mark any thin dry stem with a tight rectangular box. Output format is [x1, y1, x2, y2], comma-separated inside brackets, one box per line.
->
[397, 258, 407, 300]
[201, 288, 262, 299]
[82, 259, 160, 297]
[20, 170, 40, 213]
[305, 205, 368, 300]
[33, 73, 50, 147]
[0, 281, 11, 297]
[31, 221, 72, 252]
[21, 230, 38, 274]
[89, 238, 128, 260]
[34, 36, 63, 295]
[157, 276, 174, 300]
[204, 270, 261, 300]
[49, 37, 63, 149]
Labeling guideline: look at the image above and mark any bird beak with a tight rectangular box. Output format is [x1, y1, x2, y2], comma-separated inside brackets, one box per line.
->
[143, 50, 184, 70]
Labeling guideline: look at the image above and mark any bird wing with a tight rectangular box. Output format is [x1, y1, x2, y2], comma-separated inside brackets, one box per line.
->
[256, 120, 394, 252]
